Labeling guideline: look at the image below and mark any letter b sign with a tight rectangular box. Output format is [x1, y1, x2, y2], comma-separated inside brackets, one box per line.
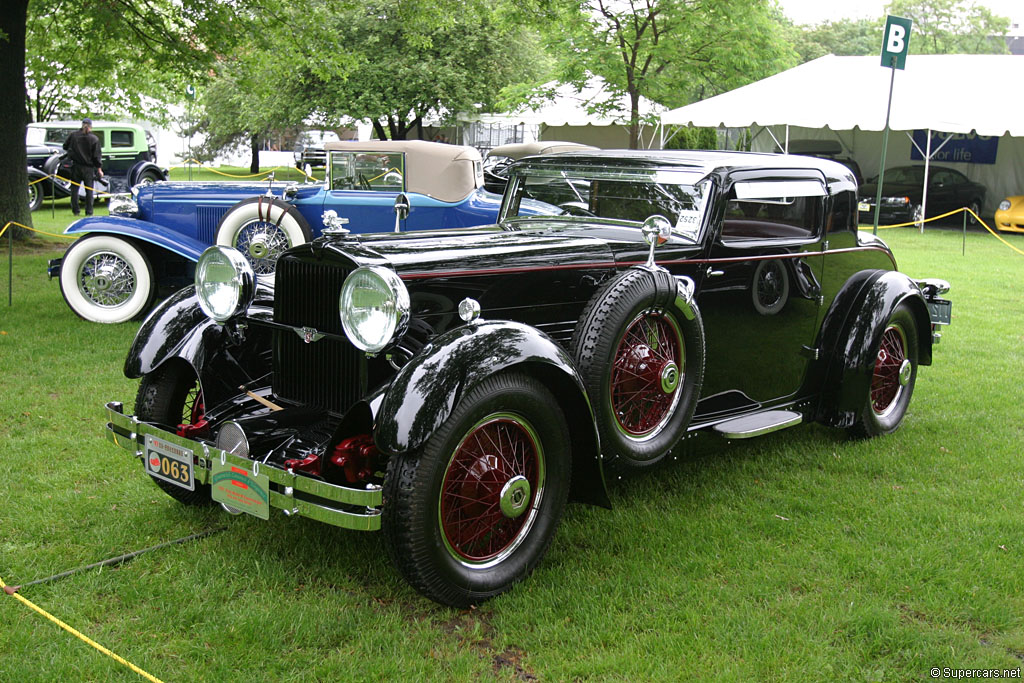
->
[881, 15, 913, 70]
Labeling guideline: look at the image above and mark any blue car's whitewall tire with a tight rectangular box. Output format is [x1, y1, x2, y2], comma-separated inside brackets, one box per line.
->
[59, 234, 155, 323]
[215, 197, 312, 276]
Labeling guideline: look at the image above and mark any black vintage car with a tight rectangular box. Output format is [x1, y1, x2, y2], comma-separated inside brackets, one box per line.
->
[103, 150, 951, 607]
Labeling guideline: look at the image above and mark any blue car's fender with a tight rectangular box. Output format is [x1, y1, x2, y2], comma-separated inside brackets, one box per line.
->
[375, 320, 610, 507]
[65, 216, 208, 262]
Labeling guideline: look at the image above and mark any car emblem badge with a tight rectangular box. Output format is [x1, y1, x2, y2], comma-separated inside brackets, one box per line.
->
[296, 326, 325, 344]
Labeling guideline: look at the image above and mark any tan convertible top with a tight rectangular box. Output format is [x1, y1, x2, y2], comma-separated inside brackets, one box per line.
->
[486, 141, 597, 160]
[323, 140, 482, 202]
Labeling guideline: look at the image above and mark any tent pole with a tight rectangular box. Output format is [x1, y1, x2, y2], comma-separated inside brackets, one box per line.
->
[873, 59, 898, 236]
[920, 129, 932, 233]
[785, 125, 789, 154]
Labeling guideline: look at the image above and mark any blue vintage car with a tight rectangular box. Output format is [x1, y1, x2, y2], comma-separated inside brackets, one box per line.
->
[51, 140, 537, 323]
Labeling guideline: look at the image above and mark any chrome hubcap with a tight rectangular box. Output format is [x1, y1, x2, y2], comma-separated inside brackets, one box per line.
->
[235, 222, 289, 275]
[898, 358, 913, 386]
[79, 252, 135, 307]
[660, 362, 680, 393]
[499, 475, 531, 519]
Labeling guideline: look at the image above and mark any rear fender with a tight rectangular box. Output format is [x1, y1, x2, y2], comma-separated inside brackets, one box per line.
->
[816, 270, 932, 427]
[65, 216, 207, 262]
[375, 320, 610, 507]
[128, 161, 169, 185]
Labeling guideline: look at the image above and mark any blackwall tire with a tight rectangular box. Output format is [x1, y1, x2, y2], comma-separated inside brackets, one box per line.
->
[59, 235, 155, 323]
[571, 268, 705, 472]
[135, 363, 213, 506]
[751, 259, 789, 316]
[968, 200, 981, 226]
[848, 304, 919, 438]
[215, 196, 311, 275]
[382, 373, 571, 607]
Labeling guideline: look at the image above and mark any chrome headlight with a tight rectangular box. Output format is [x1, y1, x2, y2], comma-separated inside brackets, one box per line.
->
[998, 200, 1011, 211]
[108, 193, 139, 216]
[339, 266, 410, 353]
[195, 246, 255, 323]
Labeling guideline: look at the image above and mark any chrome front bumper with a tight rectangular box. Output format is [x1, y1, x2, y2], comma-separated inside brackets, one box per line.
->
[104, 402, 382, 531]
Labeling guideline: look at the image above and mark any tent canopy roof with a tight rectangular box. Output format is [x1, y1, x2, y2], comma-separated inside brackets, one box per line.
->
[462, 75, 665, 128]
[662, 54, 1024, 137]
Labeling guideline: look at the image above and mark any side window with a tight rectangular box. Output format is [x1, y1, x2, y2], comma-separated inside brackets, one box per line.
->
[110, 130, 134, 148]
[330, 152, 404, 191]
[827, 190, 856, 234]
[721, 195, 822, 242]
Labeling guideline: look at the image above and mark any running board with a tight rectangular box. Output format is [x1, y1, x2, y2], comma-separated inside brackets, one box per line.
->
[712, 410, 803, 439]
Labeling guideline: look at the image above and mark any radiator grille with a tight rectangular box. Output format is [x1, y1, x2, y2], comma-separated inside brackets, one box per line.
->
[273, 257, 364, 413]
[196, 205, 228, 244]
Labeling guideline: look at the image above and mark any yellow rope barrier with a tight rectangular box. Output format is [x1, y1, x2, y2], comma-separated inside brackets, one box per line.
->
[869, 206, 1024, 256]
[1, 221, 77, 240]
[168, 159, 321, 182]
[0, 575, 165, 683]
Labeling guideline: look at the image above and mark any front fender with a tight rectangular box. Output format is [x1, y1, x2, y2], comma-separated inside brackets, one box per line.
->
[375, 320, 609, 508]
[65, 216, 207, 262]
[817, 270, 932, 427]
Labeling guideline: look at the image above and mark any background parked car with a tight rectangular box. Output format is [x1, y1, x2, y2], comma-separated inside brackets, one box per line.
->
[50, 140, 547, 323]
[103, 149, 951, 607]
[25, 120, 167, 210]
[858, 165, 986, 226]
[994, 196, 1024, 233]
[293, 129, 342, 169]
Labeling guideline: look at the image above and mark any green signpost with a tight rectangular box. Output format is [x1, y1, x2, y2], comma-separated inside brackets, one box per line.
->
[873, 15, 912, 235]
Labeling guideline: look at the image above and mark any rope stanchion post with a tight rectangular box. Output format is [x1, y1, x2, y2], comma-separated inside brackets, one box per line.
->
[962, 208, 967, 256]
[7, 217, 11, 306]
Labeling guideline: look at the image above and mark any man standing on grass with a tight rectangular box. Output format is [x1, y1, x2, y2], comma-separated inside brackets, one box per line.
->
[63, 118, 104, 216]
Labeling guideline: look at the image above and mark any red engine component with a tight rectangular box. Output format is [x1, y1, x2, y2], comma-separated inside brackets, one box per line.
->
[329, 435, 378, 484]
[176, 419, 209, 439]
[284, 452, 322, 476]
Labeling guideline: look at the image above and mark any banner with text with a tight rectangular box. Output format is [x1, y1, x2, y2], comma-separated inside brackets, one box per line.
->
[910, 130, 999, 165]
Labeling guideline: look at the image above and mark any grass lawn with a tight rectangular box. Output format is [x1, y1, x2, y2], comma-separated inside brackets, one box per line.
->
[1, 214, 1022, 680]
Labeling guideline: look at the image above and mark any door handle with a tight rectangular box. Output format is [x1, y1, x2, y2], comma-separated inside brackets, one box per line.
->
[706, 266, 724, 277]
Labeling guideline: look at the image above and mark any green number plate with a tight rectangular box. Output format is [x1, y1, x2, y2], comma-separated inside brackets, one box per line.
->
[145, 435, 194, 491]
[927, 298, 952, 325]
[211, 456, 271, 520]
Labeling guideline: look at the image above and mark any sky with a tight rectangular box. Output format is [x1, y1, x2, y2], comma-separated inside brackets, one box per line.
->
[776, 0, 1022, 28]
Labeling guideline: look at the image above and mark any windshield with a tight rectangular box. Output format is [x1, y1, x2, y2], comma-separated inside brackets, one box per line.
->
[502, 165, 710, 242]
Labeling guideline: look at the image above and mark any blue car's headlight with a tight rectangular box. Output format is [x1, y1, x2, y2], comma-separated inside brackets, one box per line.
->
[195, 246, 255, 323]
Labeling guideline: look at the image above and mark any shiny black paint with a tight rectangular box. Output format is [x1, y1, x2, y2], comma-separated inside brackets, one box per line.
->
[374, 320, 608, 507]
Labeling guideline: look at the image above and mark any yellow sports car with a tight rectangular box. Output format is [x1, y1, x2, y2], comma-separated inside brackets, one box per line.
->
[995, 196, 1024, 233]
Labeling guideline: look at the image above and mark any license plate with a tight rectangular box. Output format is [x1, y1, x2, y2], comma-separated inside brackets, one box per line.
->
[858, 201, 871, 213]
[145, 435, 194, 491]
[211, 457, 271, 520]
[927, 298, 952, 325]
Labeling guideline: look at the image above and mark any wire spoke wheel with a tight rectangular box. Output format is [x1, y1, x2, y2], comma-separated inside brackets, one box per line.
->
[439, 415, 544, 567]
[234, 221, 291, 275]
[610, 309, 684, 440]
[871, 324, 909, 418]
[78, 250, 137, 307]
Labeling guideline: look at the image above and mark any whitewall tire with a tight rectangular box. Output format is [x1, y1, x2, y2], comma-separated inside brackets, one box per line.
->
[59, 235, 154, 323]
[215, 197, 311, 275]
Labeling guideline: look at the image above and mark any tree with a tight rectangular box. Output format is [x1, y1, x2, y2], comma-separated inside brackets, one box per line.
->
[2, 0, 253, 238]
[287, 0, 547, 140]
[789, 18, 882, 62]
[537, 0, 797, 148]
[886, 0, 1009, 54]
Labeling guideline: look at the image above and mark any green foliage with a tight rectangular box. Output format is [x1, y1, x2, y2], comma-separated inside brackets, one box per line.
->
[535, 0, 797, 147]
[664, 126, 718, 150]
[25, 0, 253, 123]
[790, 18, 883, 62]
[886, 0, 1010, 54]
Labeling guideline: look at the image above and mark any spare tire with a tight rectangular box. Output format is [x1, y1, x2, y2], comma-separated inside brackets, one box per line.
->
[570, 268, 705, 471]
[215, 196, 312, 275]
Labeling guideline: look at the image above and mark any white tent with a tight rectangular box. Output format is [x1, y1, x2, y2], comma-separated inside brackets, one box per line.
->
[461, 75, 666, 150]
[662, 54, 1024, 214]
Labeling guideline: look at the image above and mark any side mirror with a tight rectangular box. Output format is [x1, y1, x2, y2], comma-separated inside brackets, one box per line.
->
[304, 163, 314, 182]
[393, 193, 410, 232]
[641, 215, 672, 268]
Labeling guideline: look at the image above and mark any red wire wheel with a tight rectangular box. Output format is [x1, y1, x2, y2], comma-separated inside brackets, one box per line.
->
[871, 323, 910, 418]
[609, 309, 684, 440]
[439, 414, 545, 567]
